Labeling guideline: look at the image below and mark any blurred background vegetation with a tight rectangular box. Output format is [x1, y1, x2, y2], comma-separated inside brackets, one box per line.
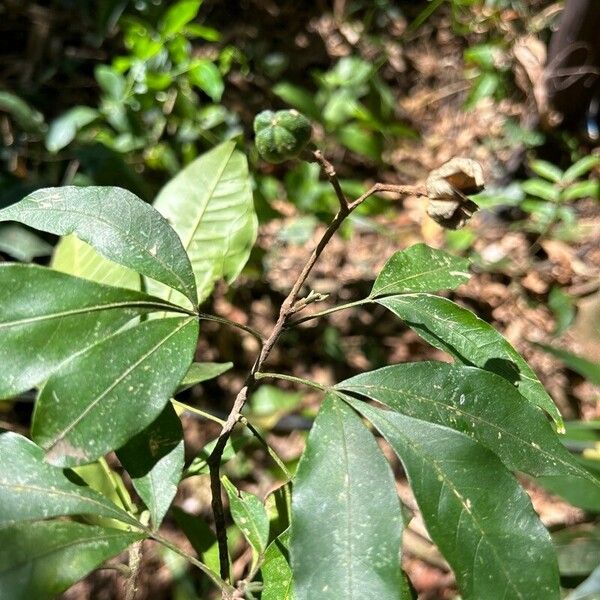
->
[1, 1, 599, 598]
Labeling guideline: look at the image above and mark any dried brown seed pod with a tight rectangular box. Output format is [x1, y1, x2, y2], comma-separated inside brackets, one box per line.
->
[425, 158, 485, 229]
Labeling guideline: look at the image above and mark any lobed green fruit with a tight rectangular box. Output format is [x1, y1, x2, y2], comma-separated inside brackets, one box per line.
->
[254, 109, 312, 163]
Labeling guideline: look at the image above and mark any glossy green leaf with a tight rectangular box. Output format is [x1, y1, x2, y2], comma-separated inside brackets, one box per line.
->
[336, 362, 593, 482]
[371, 243, 470, 297]
[177, 361, 233, 393]
[222, 476, 269, 554]
[0, 520, 143, 599]
[344, 397, 560, 600]
[0, 264, 178, 399]
[0, 186, 197, 304]
[530, 160, 563, 183]
[377, 293, 564, 429]
[52, 234, 140, 290]
[262, 531, 295, 600]
[291, 395, 404, 600]
[32, 317, 198, 467]
[160, 0, 202, 37]
[0, 431, 137, 527]
[117, 403, 184, 529]
[563, 156, 600, 182]
[534, 343, 600, 386]
[153, 141, 257, 304]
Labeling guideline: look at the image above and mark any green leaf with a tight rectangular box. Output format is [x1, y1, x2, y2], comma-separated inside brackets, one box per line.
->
[52, 234, 140, 290]
[548, 286, 575, 335]
[0, 91, 45, 133]
[376, 293, 564, 430]
[371, 243, 470, 297]
[563, 156, 600, 182]
[45, 106, 99, 153]
[32, 317, 198, 467]
[0, 186, 198, 304]
[160, 0, 202, 37]
[568, 565, 600, 600]
[152, 142, 256, 304]
[0, 264, 177, 399]
[272, 83, 320, 121]
[534, 343, 600, 386]
[336, 362, 594, 482]
[0, 431, 137, 527]
[553, 525, 600, 576]
[344, 397, 560, 600]
[95, 65, 126, 100]
[465, 72, 500, 108]
[530, 160, 564, 183]
[0, 520, 143, 599]
[336, 123, 381, 162]
[117, 403, 184, 529]
[262, 530, 295, 600]
[290, 395, 404, 600]
[522, 178, 560, 202]
[0, 224, 52, 262]
[177, 361, 233, 393]
[189, 59, 224, 102]
[172, 507, 220, 574]
[222, 475, 269, 554]
[184, 435, 249, 477]
[538, 469, 600, 512]
[563, 179, 600, 201]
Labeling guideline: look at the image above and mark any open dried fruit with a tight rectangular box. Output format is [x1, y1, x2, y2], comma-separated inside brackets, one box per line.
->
[426, 157, 485, 229]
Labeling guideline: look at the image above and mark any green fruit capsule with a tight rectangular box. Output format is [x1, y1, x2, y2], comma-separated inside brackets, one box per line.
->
[254, 109, 312, 163]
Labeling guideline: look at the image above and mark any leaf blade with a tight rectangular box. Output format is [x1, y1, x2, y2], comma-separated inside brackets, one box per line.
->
[290, 394, 404, 600]
[371, 243, 470, 297]
[344, 397, 560, 600]
[32, 317, 198, 466]
[376, 293, 564, 429]
[117, 403, 184, 529]
[0, 431, 137, 527]
[0, 186, 197, 303]
[0, 520, 143, 600]
[153, 142, 257, 303]
[0, 264, 177, 399]
[335, 362, 596, 483]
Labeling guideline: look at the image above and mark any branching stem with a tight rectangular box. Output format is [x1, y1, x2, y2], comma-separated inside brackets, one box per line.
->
[207, 151, 426, 592]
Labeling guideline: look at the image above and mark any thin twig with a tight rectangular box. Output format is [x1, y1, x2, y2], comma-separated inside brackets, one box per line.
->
[171, 399, 226, 425]
[312, 149, 348, 210]
[286, 298, 373, 328]
[198, 313, 264, 347]
[125, 541, 143, 600]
